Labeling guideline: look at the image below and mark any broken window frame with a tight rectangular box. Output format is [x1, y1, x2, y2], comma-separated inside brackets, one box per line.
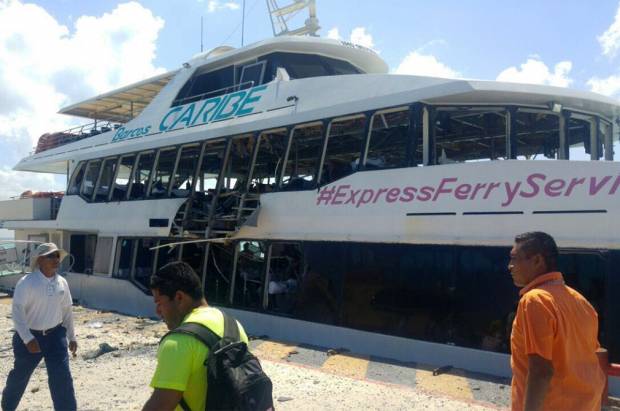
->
[93, 156, 119, 202]
[67, 161, 86, 196]
[279, 122, 323, 191]
[317, 113, 367, 186]
[363, 105, 412, 170]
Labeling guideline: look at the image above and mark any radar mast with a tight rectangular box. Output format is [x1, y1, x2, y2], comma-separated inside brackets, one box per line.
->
[266, 0, 320, 37]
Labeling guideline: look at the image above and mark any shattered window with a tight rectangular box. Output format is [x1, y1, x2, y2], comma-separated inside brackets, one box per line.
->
[281, 123, 324, 191]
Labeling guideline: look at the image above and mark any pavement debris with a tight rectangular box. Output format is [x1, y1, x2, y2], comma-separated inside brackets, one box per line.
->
[326, 347, 350, 356]
[432, 365, 453, 376]
[83, 342, 118, 360]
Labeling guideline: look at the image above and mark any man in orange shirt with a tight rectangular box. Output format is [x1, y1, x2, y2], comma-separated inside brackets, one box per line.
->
[508, 231, 605, 411]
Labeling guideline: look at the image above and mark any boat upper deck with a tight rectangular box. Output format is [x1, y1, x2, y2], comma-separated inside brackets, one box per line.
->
[13, 35, 620, 176]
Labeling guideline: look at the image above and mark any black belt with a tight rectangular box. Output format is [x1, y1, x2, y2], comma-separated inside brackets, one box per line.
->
[30, 323, 62, 336]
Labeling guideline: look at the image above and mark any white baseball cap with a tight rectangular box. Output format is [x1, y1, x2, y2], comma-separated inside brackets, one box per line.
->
[30, 242, 68, 272]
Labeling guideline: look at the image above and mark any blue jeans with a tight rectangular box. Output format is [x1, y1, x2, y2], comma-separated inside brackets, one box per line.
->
[1, 326, 76, 411]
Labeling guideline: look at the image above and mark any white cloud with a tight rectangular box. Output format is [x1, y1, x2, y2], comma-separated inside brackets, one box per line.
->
[598, 3, 620, 58]
[0, 1, 165, 199]
[587, 74, 620, 97]
[325, 26, 376, 51]
[394, 52, 461, 79]
[0, 167, 64, 200]
[350, 27, 374, 49]
[496, 58, 573, 87]
[326, 27, 341, 40]
[207, 0, 240, 13]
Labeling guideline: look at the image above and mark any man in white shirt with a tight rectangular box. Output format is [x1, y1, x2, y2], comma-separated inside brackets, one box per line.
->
[1, 243, 78, 411]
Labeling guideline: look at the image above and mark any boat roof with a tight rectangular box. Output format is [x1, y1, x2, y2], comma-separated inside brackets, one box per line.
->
[59, 70, 178, 123]
[58, 36, 387, 123]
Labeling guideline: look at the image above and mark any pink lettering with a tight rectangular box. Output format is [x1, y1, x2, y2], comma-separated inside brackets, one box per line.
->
[470, 183, 487, 200]
[544, 179, 566, 197]
[345, 189, 361, 205]
[502, 181, 522, 207]
[356, 189, 374, 208]
[386, 188, 401, 203]
[399, 187, 417, 202]
[589, 176, 612, 195]
[564, 177, 585, 196]
[609, 175, 620, 195]
[454, 184, 472, 200]
[417, 186, 434, 202]
[372, 188, 389, 203]
[433, 177, 458, 201]
[331, 184, 350, 205]
[519, 173, 545, 198]
[483, 182, 501, 199]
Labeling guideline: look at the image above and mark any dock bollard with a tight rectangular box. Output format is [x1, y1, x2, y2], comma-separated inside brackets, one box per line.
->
[597, 348, 609, 407]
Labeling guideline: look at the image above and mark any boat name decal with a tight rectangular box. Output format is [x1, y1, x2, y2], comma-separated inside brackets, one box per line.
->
[159, 85, 268, 133]
[112, 126, 152, 142]
[316, 173, 620, 208]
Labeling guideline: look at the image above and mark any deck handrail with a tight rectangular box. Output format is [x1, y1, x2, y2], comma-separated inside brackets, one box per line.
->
[33, 120, 121, 154]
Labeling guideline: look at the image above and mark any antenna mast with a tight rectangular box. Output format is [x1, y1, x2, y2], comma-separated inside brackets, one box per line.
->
[241, 0, 246, 46]
[200, 16, 204, 52]
[266, 0, 320, 37]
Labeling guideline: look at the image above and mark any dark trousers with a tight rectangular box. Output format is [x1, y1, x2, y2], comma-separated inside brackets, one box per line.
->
[1, 326, 76, 411]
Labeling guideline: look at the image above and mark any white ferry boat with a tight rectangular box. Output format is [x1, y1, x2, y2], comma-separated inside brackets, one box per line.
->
[1, 8, 619, 389]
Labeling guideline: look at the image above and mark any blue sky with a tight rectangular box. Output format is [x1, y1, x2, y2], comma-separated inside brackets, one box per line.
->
[21, 0, 620, 86]
[1, 0, 620, 236]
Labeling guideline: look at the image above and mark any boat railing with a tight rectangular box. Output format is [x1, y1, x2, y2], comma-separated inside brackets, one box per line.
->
[174, 80, 256, 107]
[34, 120, 121, 154]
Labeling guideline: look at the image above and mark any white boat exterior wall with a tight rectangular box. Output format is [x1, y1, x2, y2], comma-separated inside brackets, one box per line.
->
[238, 160, 620, 249]
[3, 196, 185, 236]
[0, 198, 52, 221]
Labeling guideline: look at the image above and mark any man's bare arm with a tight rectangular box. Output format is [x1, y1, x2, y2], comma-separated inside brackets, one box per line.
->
[142, 388, 184, 411]
[524, 354, 554, 411]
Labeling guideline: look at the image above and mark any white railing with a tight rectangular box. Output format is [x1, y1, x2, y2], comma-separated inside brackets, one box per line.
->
[34, 120, 121, 154]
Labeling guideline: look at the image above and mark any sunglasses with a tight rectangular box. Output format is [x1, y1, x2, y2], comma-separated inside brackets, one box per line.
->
[43, 252, 60, 259]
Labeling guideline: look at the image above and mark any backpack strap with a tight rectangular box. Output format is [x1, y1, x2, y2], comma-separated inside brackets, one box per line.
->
[179, 398, 192, 411]
[161, 321, 221, 349]
[161, 322, 222, 411]
[222, 311, 241, 341]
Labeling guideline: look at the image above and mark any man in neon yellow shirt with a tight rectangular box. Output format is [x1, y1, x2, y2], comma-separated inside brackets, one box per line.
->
[142, 262, 249, 411]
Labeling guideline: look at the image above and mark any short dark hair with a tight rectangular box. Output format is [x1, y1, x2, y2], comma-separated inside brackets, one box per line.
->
[514, 231, 559, 272]
[150, 261, 203, 301]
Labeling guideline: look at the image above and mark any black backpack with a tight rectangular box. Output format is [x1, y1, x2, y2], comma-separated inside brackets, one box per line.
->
[161, 310, 274, 411]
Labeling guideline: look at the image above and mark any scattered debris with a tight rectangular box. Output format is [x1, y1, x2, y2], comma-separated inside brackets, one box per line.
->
[87, 321, 103, 329]
[432, 365, 453, 376]
[86, 334, 96, 339]
[277, 396, 293, 402]
[30, 386, 39, 393]
[326, 347, 349, 356]
[249, 334, 269, 341]
[83, 342, 118, 360]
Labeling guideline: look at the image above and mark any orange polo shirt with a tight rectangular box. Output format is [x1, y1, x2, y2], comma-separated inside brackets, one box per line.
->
[510, 272, 604, 411]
